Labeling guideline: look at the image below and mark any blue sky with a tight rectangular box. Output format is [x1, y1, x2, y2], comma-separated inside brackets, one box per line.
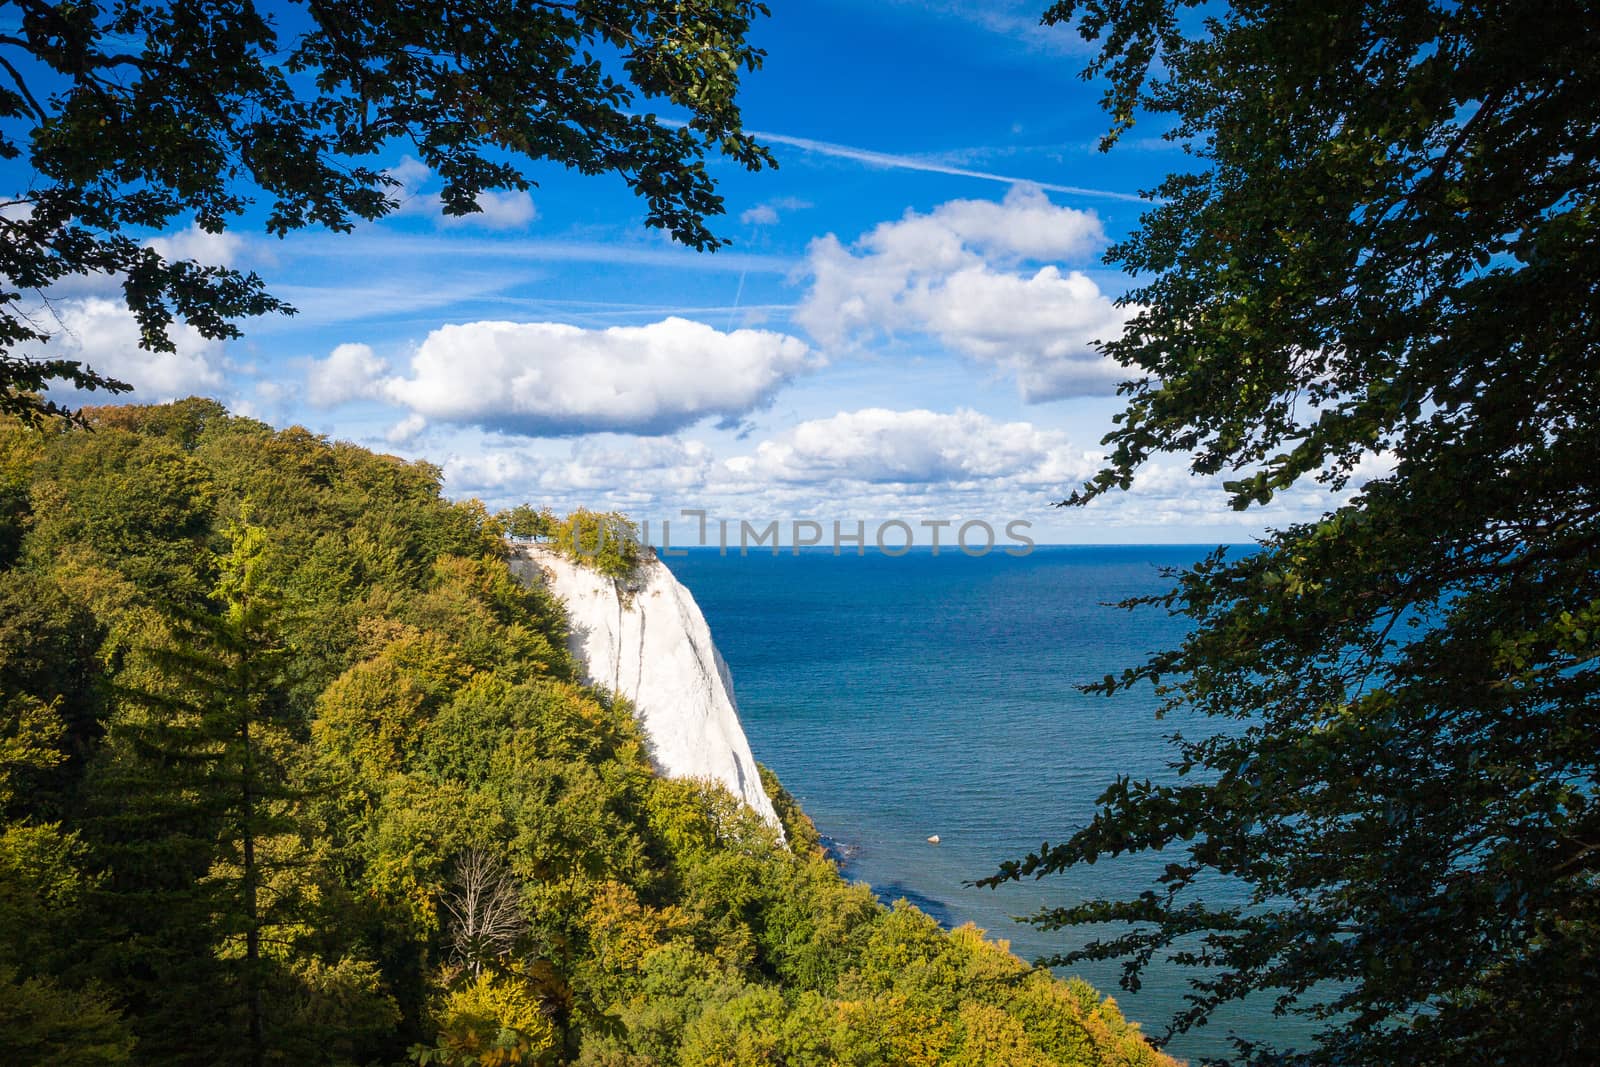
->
[22, 1, 1375, 545]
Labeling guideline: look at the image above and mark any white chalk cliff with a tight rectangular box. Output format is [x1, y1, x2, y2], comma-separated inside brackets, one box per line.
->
[508, 544, 782, 831]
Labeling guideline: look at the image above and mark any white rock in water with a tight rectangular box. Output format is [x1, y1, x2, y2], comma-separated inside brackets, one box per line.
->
[508, 545, 782, 832]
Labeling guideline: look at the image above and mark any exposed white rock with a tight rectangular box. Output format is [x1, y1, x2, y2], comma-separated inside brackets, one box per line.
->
[508, 544, 782, 831]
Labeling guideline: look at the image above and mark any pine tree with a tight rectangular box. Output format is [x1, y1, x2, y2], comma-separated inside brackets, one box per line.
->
[85, 521, 301, 1065]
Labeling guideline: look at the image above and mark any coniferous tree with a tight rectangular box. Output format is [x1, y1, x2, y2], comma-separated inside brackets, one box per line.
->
[85, 521, 303, 1065]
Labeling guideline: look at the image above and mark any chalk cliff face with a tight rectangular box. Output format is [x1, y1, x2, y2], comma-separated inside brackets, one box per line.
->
[508, 545, 782, 831]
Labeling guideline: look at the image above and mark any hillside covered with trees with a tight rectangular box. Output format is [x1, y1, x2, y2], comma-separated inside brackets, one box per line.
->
[0, 398, 1173, 1067]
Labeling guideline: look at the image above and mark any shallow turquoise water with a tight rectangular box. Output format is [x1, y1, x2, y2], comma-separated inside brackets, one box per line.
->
[665, 545, 1310, 1064]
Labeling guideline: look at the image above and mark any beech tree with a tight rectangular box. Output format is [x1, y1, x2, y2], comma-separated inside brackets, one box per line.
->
[988, 2, 1600, 1065]
[0, 0, 773, 421]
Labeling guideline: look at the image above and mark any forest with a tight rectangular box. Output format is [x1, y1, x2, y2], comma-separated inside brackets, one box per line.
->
[0, 398, 1173, 1066]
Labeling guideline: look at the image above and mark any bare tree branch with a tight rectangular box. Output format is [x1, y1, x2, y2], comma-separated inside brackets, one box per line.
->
[440, 849, 525, 975]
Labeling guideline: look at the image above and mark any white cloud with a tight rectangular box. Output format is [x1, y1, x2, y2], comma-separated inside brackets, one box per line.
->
[288, 230, 791, 276]
[385, 156, 432, 204]
[559, 436, 716, 490]
[440, 436, 714, 506]
[384, 156, 537, 230]
[885, 0, 1099, 55]
[379, 316, 819, 436]
[923, 266, 1130, 397]
[423, 402, 1390, 538]
[740, 197, 812, 227]
[445, 188, 538, 230]
[432, 409, 1096, 524]
[385, 413, 428, 444]
[39, 297, 226, 401]
[730, 407, 1097, 487]
[796, 185, 1131, 401]
[306, 342, 388, 407]
[7, 222, 257, 305]
[145, 225, 245, 266]
[440, 448, 542, 500]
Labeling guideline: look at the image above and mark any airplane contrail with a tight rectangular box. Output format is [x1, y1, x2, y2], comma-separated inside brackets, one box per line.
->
[748, 129, 1151, 205]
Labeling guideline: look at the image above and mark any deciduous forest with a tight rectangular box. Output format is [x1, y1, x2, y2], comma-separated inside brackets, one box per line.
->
[0, 399, 1172, 1066]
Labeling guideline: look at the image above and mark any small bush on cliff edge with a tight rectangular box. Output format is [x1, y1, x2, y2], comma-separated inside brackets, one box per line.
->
[549, 509, 648, 583]
[492, 506, 646, 583]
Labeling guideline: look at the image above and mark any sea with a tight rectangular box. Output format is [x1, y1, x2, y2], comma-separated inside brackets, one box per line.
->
[664, 544, 1313, 1065]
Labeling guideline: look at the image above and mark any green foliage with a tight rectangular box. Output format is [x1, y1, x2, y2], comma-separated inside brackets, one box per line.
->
[0, 2, 773, 422]
[412, 971, 558, 1067]
[0, 400, 1173, 1066]
[495, 505, 558, 542]
[0, 967, 134, 1066]
[0, 572, 106, 791]
[549, 510, 648, 583]
[991, 3, 1600, 1065]
[0, 417, 45, 564]
[23, 425, 217, 602]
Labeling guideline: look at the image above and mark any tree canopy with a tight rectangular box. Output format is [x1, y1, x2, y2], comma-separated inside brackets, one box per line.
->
[0, 397, 1176, 1066]
[0, 0, 774, 421]
[988, 2, 1600, 1064]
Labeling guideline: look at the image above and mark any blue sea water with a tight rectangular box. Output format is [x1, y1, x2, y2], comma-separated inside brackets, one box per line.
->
[664, 545, 1309, 1065]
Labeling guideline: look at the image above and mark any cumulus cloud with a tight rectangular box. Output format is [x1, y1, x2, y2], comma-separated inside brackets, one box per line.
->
[145, 224, 245, 266]
[384, 156, 433, 205]
[379, 316, 819, 436]
[433, 409, 1099, 523]
[9, 222, 257, 305]
[443, 188, 537, 230]
[439, 437, 716, 510]
[306, 342, 388, 408]
[38, 297, 227, 402]
[425, 401, 1387, 536]
[558, 436, 716, 491]
[729, 407, 1097, 487]
[385, 413, 428, 445]
[796, 184, 1130, 401]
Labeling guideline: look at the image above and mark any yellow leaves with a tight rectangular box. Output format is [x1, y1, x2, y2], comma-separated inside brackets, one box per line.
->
[1553, 599, 1600, 654]
[945, 922, 1030, 986]
[430, 971, 557, 1067]
[214, 519, 279, 634]
[0, 694, 66, 805]
[312, 626, 471, 786]
[583, 879, 690, 978]
[1260, 558, 1323, 599]
[1005, 973, 1179, 1067]
[950, 1001, 1054, 1067]
[834, 992, 955, 1067]
[286, 955, 401, 1043]
[550, 508, 646, 581]
[1488, 599, 1600, 677]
